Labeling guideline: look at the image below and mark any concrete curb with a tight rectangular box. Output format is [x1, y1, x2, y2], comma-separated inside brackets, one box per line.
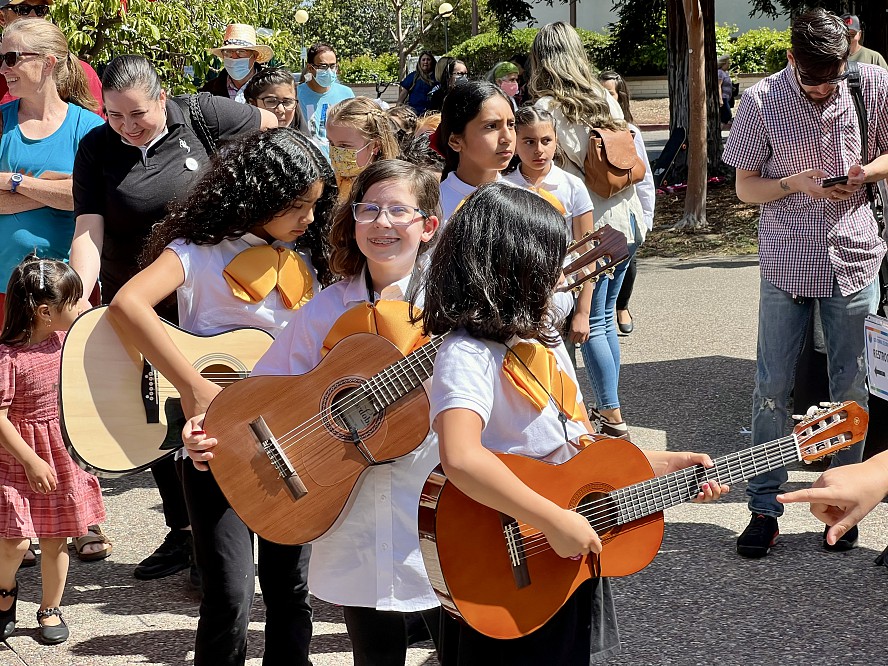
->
[638, 123, 670, 131]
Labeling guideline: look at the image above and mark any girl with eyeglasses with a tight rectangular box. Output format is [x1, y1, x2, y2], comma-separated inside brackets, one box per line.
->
[183, 159, 445, 665]
[245, 66, 304, 129]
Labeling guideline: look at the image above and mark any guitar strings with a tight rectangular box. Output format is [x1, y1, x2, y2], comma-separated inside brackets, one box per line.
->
[504, 434, 811, 560]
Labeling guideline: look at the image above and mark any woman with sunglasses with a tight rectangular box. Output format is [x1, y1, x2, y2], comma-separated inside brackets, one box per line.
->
[245, 66, 304, 129]
[0, 19, 102, 324]
[426, 59, 468, 112]
[0, 0, 103, 111]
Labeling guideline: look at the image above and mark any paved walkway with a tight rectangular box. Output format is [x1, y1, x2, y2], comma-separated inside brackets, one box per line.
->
[3, 256, 887, 665]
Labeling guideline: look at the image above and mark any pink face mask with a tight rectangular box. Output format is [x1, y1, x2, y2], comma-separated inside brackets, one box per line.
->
[500, 81, 519, 97]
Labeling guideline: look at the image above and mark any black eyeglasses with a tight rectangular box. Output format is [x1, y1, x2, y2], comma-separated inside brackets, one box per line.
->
[795, 65, 849, 87]
[311, 63, 337, 71]
[257, 96, 297, 111]
[8, 4, 50, 16]
[0, 51, 41, 67]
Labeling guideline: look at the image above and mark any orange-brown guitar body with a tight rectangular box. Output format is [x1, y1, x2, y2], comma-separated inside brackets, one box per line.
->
[419, 437, 662, 640]
[207, 333, 431, 545]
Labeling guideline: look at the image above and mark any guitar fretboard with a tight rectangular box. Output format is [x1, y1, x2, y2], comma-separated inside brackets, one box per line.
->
[361, 334, 447, 410]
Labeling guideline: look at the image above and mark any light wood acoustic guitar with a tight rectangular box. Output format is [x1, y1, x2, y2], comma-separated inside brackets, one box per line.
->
[418, 401, 867, 639]
[204, 225, 630, 545]
[59, 306, 273, 477]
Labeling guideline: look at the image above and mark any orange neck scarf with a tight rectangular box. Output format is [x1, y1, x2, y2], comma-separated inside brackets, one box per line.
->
[322, 300, 429, 357]
[222, 245, 314, 310]
[502, 342, 585, 422]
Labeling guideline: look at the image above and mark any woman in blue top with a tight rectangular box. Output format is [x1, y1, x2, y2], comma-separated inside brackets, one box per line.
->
[0, 20, 103, 323]
[398, 51, 436, 115]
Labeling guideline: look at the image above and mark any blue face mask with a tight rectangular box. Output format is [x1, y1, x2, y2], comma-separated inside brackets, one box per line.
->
[314, 68, 336, 88]
[224, 57, 253, 81]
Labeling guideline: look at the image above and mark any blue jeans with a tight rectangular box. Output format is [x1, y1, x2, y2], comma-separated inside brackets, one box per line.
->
[746, 277, 878, 517]
[580, 241, 638, 411]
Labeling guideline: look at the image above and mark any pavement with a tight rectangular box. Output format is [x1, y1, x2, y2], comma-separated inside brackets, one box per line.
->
[4, 255, 888, 665]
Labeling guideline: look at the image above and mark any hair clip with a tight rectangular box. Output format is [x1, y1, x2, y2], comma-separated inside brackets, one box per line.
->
[428, 127, 445, 157]
[38, 260, 45, 290]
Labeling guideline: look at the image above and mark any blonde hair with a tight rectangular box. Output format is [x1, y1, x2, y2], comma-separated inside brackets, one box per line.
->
[3, 21, 99, 113]
[327, 97, 399, 161]
[414, 112, 441, 136]
[528, 22, 611, 125]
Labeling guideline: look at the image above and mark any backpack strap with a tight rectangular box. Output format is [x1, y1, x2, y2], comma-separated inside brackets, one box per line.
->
[171, 93, 218, 156]
[846, 61, 884, 226]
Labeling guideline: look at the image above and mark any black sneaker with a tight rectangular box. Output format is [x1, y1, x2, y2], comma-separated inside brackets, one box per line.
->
[823, 524, 858, 552]
[737, 513, 779, 558]
[133, 530, 193, 580]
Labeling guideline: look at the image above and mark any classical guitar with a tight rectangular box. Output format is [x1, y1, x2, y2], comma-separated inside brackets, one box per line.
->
[59, 306, 273, 477]
[418, 401, 867, 639]
[204, 225, 630, 545]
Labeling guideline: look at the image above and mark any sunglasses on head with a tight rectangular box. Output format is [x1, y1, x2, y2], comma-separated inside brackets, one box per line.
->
[8, 4, 50, 16]
[0, 51, 40, 67]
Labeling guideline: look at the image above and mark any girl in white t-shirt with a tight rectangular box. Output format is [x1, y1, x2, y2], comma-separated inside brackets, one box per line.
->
[504, 105, 596, 349]
[421, 182, 727, 665]
[107, 127, 336, 666]
[185, 159, 444, 666]
[437, 80, 515, 220]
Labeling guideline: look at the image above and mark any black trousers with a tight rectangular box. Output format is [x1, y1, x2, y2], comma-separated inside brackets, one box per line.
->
[615, 254, 637, 312]
[182, 461, 312, 666]
[150, 455, 190, 530]
[343, 606, 443, 666]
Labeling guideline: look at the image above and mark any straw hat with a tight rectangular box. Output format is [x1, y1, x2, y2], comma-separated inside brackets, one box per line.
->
[208, 24, 274, 63]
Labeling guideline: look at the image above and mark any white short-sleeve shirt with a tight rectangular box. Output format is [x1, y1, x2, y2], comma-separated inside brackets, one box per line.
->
[504, 163, 594, 242]
[429, 330, 588, 465]
[167, 232, 319, 337]
[252, 270, 440, 612]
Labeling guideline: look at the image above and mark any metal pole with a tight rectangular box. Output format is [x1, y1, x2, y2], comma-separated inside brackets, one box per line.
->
[444, 19, 449, 53]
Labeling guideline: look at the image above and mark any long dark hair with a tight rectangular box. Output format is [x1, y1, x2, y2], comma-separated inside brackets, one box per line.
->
[141, 127, 338, 285]
[438, 80, 511, 178]
[1, 255, 82, 346]
[419, 182, 567, 346]
[329, 159, 441, 278]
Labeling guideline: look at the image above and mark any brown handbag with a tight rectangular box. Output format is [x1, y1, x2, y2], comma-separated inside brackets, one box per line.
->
[583, 127, 646, 199]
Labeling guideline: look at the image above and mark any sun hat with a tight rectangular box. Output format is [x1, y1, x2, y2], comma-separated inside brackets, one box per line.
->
[208, 23, 274, 63]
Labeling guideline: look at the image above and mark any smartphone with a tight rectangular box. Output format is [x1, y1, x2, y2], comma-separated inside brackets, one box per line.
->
[822, 175, 849, 187]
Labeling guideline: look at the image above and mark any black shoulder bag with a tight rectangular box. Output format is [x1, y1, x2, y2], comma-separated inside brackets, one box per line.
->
[171, 92, 219, 156]
[847, 61, 888, 313]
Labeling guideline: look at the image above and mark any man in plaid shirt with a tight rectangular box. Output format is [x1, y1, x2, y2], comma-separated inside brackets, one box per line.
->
[723, 8, 888, 558]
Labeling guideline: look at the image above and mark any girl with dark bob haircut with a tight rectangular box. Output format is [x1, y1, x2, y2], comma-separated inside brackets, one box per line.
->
[423, 182, 729, 666]
[142, 127, 336, 285]
[109, 126, 336, 666]
[420, 182, 566, 346]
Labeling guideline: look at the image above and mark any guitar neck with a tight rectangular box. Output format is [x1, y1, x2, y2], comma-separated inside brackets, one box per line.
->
[362, 333, 448, 410]
[592, 435, 801, 532]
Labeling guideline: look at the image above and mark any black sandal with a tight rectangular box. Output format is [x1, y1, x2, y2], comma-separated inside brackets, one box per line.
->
[36, 607, 69, 645]
[0, 581, 17, 641]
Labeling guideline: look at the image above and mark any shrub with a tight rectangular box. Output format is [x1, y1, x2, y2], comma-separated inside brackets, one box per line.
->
[715, 23, 737, 61]
[764, 33, 791, 73]
[730, 27, 790, 73]
[338, 53, 399, 84]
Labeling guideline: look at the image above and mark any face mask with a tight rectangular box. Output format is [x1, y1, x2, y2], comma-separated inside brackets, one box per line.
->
[314, 69, 337, 88]
[330, 142, 372, 179]
[500, 81, 519, 97]
[224, 57, 253, 81]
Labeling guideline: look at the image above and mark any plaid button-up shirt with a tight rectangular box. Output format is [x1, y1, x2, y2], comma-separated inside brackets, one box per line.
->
[723, 64, 888, 297]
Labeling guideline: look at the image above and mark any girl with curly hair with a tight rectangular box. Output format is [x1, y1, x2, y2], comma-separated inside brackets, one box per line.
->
[107, 127, 336, 666]
[183, 159, 443, 665]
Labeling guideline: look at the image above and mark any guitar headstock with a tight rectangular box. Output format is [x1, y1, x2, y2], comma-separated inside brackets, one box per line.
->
[793, 401, 868, 462]
[557, 224, 630, 293]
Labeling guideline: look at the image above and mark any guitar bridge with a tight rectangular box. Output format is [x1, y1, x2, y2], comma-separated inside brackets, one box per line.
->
[141, 359, 159, 424]
[249, 416, 308, 501]
[501, 514, 531, 589]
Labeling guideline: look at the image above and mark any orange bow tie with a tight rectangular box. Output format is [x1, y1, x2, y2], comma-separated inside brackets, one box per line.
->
[222, 245, 314, 310]
[322, 300, 429, 358]
[528, 186, 567, 217]
[502, 342, 585, 422]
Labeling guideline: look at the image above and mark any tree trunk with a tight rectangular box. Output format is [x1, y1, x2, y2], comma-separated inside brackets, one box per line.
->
[672, 0, 707, 230]
[665, 0, 722, 183]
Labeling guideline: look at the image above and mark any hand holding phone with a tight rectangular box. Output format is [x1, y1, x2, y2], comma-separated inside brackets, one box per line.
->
[823, 175, 849, 187]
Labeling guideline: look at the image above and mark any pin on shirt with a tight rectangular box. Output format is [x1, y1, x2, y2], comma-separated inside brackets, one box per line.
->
[179, 138, 191, 153]
[185, 157, 200, 171]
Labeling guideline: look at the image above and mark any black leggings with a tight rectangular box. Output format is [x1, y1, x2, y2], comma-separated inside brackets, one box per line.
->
[343, 606, 443, 666]
[615, 254, 637, 311]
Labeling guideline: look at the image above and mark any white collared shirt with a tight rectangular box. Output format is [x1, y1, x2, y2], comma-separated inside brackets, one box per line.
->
[503, 163, 594, 242]
[252, 269, 440, 611]
[439, 171, 503, 222]
[167, 232, 319, 337]
[121, 128, 169, 166]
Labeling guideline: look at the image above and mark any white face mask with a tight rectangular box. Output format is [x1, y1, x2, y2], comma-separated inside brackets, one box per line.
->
[224, 57, 253, 81]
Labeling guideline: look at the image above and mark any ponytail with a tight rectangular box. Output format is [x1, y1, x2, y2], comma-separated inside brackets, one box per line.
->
[59, 53, 99, 113]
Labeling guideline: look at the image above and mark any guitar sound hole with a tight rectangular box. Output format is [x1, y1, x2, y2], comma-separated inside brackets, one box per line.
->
[331, 386, 379, 434]
[576, 491, 619, 538]
[202, 363, 239, 389]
